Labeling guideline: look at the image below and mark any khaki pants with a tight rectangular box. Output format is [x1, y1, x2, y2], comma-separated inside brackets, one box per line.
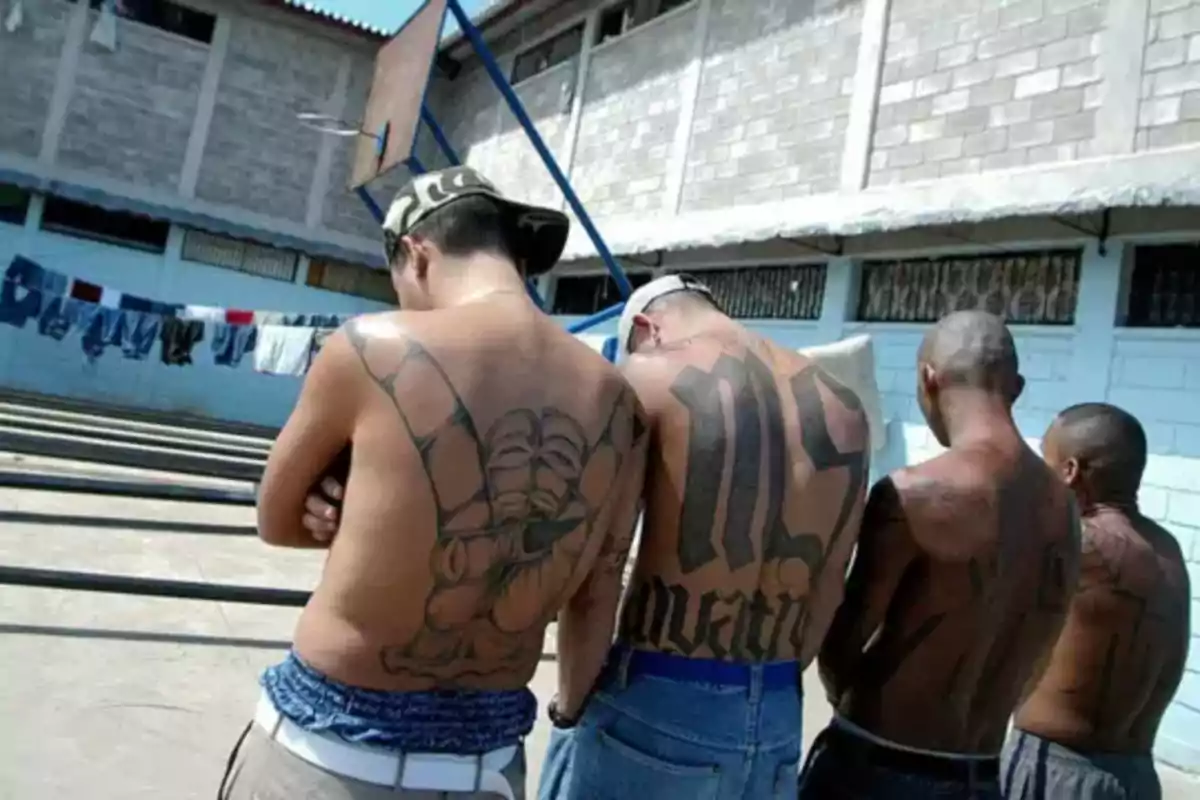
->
[219, 725, 527, 799]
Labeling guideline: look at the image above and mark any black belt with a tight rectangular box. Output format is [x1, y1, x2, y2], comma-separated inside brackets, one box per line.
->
[820, 725, 1000, 783]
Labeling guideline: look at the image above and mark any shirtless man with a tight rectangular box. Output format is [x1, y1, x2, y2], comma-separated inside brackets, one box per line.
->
[1004, 403, 1191, 799]
[800, 310, 1082, 799]
[219, 166, 648, 800]
[542, 274, 871, 799]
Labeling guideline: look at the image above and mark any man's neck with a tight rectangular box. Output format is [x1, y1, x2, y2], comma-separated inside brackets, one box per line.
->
[1080, 499, 1140, 518]
[940, 392, 1021, 449]
[430, 255, 528, 309]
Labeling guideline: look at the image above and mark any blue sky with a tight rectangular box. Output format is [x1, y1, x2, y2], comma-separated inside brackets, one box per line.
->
[305, 0, 496, 34]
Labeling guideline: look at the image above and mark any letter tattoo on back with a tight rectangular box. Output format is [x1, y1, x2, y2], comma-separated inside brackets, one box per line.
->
[346, 322, 640, 683]
[622, 347, 869, 662]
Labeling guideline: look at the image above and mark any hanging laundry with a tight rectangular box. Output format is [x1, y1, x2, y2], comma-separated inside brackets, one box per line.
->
[69, 279, 103, 304]
[254, 325, 316, 376]
[159, 318, 205, 366]
[181, 305, 224, 322]
[225, 309, 254, 325]
[0, 257, 46, 328]
[120, 312, 162, 361]
[80, 306, 125, 361]
[310, 313, 344, 328]
[310, 327, 337, 358]
[212, 324, 257, 367]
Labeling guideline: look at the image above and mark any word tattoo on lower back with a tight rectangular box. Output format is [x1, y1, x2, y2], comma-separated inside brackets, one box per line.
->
[669, 350, 868, 575]
[346, 323, 639, 683]
[621, 576, 808, 662]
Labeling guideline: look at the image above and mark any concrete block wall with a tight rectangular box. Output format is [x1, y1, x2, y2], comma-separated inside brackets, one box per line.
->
[1137, 0, 1200, 150]
[682, 0, 860, 209]
[571, 7, 696, 218]
[58, 10, 207, 191]
[489, 62, 578, 210]
[195, 15, 343, 224]
[1106, 332, 1200, 772]
[0, 0, 70, 159]
[869, 0, 1106, 185]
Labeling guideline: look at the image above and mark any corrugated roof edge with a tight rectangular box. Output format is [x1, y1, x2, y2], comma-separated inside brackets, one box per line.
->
[271, 0, 392, 37]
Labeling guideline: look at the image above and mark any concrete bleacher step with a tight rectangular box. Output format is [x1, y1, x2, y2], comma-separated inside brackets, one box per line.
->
[0, 402, 274, 450]
[0, 410, 271, 462]
[0, 425, 265, 482]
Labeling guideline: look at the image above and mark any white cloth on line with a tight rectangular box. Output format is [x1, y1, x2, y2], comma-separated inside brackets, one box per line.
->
[180, 304, 225, 322]
[799, 334, 886, 453]
[254, 325, 316, 376]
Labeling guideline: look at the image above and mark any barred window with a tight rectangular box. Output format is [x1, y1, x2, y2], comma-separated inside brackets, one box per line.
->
[856, 250, 1080, 325]
[1125, 244, 1200, 328]
[0, 183, 30, 226]
[551, 272, 653, 315]
[511, 23, 584, 84]
[42, 196, 169, 253]
[181, 229, 298, 282]
[696, 264, 826, 320]
[308, 259, 395, 305]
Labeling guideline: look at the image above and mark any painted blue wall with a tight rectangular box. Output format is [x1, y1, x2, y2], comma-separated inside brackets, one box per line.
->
[0, 220, 389, 427]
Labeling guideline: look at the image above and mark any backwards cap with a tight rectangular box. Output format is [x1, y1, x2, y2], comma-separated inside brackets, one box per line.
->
[615, 274, 718, 364]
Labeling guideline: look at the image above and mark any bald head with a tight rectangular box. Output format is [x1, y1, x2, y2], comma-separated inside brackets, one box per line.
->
[919, 310, 1020, 394]
[1048, 403, 1147, 501]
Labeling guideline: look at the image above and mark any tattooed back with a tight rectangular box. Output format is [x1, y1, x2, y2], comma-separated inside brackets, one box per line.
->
[292, 306, 643, 692]
[841, 444, 1081, 753]
[1015, 509, 1191, 753]
[618, 329, 871, 666]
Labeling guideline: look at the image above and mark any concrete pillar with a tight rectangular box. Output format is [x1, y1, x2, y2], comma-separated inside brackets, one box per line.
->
[1093, 0, 1150, 156]
[839, 0, 891, 191]
[817, 256, 860, 343]
[38, 0, 90, 165]
[1066, 240, 1124, 405]
[664, 0, 713, 213]
[180, 13, 233, 197]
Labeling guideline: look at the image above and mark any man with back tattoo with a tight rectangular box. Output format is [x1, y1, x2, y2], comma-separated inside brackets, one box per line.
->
[219, 166, 649, 800]
[799, 310, 1082, 799]
[1003, 403, 1191, 799]
[533, 274, 870, 799]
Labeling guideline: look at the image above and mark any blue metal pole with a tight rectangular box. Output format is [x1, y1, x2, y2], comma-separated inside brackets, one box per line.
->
[408, 155, 428, 175]
[421, 105, 461, 167]
[356, 186, 385, 224]
[566, 302, 624, 333]
[525, 279, 545, 309]
[445, 0, 633, 300]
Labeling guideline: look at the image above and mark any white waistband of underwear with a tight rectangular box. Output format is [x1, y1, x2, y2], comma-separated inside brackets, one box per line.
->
[254, 691, 518, 799]
[832, 714, 999, 762]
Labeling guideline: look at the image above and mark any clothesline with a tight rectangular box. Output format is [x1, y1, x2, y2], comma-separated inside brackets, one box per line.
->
[0, 255, 339, 376]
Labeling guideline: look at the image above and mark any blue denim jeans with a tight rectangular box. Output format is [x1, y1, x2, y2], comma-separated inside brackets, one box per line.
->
[798, 724, 1001, 800]
[542, 649, 803, 800]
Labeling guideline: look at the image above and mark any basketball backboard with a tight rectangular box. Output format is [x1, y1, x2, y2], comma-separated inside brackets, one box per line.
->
[350, 0, 448, 189]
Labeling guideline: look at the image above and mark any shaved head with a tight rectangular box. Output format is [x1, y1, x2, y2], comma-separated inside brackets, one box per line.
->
[919, 310, 1020, 393]
[1048, 403, 1147, 500]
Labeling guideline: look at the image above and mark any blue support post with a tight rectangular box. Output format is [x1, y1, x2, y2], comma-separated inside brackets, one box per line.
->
[566, 302, 624, 333]
[356, 186, 385, 225]
[445, 0, 633, 300]
[421, 105, 461, 167]
[525, 279, 545, 309]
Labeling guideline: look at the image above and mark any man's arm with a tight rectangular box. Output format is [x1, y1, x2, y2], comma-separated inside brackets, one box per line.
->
[555, 396, 651, 720]
[818, 475, 917, 704]
[256, 329, 359, 548]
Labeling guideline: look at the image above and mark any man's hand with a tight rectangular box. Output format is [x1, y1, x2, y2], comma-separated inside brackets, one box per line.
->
[302, 477, 344, 543]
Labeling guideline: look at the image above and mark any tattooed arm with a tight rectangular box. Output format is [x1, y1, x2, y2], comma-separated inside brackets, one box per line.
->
[257, 329, 359, 548]
[556, 392, 650, 719]
[819, 475, 917, 704]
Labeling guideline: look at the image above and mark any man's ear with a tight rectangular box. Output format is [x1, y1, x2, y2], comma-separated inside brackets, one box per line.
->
[919, 362, 938, 397]
[1062, 457, 1081, 487]
[406, 236, 432, 282]
[1010, 374, 1026, 404]
[631, 313, 659, 350]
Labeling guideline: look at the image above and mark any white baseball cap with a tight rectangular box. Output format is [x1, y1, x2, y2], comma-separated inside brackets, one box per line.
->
[615, 274, 718, 364]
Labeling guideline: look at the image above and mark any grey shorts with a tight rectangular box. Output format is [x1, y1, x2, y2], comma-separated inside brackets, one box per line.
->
[1001, 730, 1161, 800]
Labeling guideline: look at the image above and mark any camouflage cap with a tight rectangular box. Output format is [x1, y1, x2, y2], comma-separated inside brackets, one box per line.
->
[381, 166, 570, 276]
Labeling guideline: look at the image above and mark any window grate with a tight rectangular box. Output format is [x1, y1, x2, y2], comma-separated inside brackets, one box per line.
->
[308, 259, 395, 305]
[41, 196, 170, 253]
[856, 250, 1080, 325]
[697, 264, 826, 320]
[181, 229, 298, 282]
[73, 0, 216, 44]
[511, 23, 584, 84]
[0, 183, 31, 227]
[551, 272, 653, 316]
[1126, 244, 1200, 328]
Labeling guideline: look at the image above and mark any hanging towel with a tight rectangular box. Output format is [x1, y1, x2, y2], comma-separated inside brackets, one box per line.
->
[254, 325, 316, 376]
[159, 318, 205, 366]
[120, 312, 162, 361]
[69, 279, 103, 303]
[181, 305, 224, 322]
[225, 309, 254, 325]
